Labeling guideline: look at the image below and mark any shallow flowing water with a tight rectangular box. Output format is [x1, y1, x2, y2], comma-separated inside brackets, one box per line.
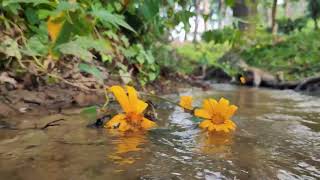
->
[0, 84, 319, 180]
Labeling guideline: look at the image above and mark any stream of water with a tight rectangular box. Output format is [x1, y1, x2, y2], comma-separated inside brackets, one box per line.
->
[0, 84, 319, 179]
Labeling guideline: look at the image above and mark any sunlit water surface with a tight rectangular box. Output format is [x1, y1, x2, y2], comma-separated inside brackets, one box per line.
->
[0, 84, 319, 180]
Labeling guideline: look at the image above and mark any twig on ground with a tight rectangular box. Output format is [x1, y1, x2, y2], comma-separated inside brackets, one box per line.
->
[40, 119, 65, 130]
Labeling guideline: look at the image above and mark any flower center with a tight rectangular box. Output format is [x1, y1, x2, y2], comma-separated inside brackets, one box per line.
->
[126, 112, 143, 126]
[210, 113, 225, 124]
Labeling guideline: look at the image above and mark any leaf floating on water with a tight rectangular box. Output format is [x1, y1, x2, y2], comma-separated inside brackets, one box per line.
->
[190, 117, 202, 123]
[81, 106, 98, 120]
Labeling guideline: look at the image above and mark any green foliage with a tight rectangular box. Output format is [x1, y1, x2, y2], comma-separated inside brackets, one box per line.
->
[308, 0, 320, 19]
[202, 27, 241, 47]
[121, 43, 159, 85]
[277, 17, 308, 34]
[78, 63, 104, 83]
[0, 36, 21, 60]
[1, 0, 197, 85]
[2, 0, 51, 7]
[90, 4, 136, 33]
[174, 42, 232, 75]
[241, 31, 320, 80]
[57, 36, 110, 61]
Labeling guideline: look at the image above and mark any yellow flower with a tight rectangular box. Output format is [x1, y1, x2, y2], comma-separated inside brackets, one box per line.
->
[105, 85, 156, 132]
[240, 76, 246, 84]
[179, 96, 193, 110]
[195, 97, 238, 133]
[47, 13, 64, 43]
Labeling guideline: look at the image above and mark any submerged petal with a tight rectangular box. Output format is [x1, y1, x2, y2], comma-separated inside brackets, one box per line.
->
[109, 86, 131, 113]
[105, 114, 126, 129]
[118, 120, 131, 132]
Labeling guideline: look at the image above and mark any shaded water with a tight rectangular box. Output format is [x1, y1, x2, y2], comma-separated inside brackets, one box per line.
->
[0, 84, 319, 179]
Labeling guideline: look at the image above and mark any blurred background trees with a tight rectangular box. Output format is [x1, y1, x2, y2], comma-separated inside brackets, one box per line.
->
[0, 0, 319, 86]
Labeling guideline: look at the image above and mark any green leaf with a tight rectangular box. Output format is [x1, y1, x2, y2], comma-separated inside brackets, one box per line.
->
[145, 50, 155, 64]
[0, 36, 21, 60]
[2, 0, 51, 7]
[21, 36, 48, 56]
[190, 117, 202, 123]
[81, 106, 98, 120]
[121, 47, 137, 58]
[140, 0, 160, 20]
[120, 35, 129, 47]
[91, 6, 136, 33]
[58, 41, 93, 61]
[79, 63, 104, 83]
[101, 54, 113, 63]
[136, 54, 145, 64]
[55, 1, 79, 13]
[118, 69, 132, 84]
[148, 73, 156, 81]
[51, 12, 93, 54]
[25, 7, 39, 25]
[225, 0, 235, 7]
[56, 36, 110, 61]
[37, 9, 52, 19]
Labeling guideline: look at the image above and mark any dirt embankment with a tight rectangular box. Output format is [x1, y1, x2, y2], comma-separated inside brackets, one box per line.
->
[0, 69, 210, 118]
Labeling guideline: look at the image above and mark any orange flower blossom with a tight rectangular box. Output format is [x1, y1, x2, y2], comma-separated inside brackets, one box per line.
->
[179, 96, 193, 110]
[195, 97, 238, 133]
[105, 85, 156, 132]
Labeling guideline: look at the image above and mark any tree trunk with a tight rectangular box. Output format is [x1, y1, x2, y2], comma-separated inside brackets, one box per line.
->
[193, 0, 200, 42]
[271, 0, 278, 34]
[232, 0, 257, 31]
[218, 0, 226, 28]
[284, 0, 290, 17]
[314, 18, 319, 30]
[203, 0, 210, 31]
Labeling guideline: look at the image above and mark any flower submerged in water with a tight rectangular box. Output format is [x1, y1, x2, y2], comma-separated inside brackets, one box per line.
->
[105, 86, 156, 132]
[179, 96, 193, 110]
[195, 98, 237, 133]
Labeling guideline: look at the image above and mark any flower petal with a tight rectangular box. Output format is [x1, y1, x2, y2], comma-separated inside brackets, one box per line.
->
[136, 100, 148, 114]
[126, 86, 148, 113]
[219, 97, 230, 107]
[118, 120, 131, 132]
[141, 118, 157, 129]
[105, 114, 126, 129]
[109, 86, 131, 113]
[226, 120, 236, 130]
[126, 86, 138, 110]
[179, 96, 193, 110]
[203, 98, 218, 114]
[199, 120, 212, 129]
[195, 109, 211, 119]
[226, 105, 238, 119]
